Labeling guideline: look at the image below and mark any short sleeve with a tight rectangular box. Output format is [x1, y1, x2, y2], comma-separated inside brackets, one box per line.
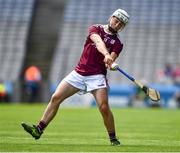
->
[111, 40, 123, 57]
[88, 25, 100, 36]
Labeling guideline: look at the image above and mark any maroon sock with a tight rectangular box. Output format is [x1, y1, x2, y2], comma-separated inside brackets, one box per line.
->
[109, 132, 116, 140]
[37, 121, 47, 132]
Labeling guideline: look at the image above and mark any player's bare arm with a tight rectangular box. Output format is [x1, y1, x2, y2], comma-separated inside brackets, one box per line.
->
[110, 52, 118, 62]
[90, 33, 113, 66]
[106, 52, 118, 70]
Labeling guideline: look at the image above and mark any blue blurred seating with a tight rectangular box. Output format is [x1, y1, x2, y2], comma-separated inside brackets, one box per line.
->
[0, 0, 36, 82]
[50, 0, 180, 85]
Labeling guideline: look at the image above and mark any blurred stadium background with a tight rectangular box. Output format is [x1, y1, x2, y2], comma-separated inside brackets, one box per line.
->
[0, 0, 180, 108]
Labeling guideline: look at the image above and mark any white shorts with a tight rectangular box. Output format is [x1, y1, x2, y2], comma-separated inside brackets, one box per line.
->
[63, 70, 108, 94]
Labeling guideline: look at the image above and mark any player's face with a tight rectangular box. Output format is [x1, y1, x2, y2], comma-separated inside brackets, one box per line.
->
[109, 16, 126, 32]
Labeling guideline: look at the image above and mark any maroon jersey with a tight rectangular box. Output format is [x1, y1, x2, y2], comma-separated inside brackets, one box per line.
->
[75, 24, 123, 76]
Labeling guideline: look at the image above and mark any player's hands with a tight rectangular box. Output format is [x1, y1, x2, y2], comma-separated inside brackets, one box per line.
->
[105, 62, 119, 71]
[104, 53, 113, 67]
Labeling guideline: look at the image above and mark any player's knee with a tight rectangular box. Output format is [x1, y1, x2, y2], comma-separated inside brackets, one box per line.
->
[99, 103, 109, 116]
[51, 93, 61, 104]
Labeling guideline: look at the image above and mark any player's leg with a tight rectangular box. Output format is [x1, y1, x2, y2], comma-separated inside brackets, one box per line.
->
[40, 80, 80, 124]
[91, 88, 120, 145]
[22, 80, 80, 139]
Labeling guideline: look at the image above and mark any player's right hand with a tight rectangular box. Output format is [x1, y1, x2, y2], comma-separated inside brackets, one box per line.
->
[104, 54, 113, 66]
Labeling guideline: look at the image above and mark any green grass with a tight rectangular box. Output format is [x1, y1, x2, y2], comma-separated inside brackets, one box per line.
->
[0, 103, 180, 152]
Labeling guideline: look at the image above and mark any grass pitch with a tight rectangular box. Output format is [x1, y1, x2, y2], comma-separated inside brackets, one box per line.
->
[0, 103, 180, 152]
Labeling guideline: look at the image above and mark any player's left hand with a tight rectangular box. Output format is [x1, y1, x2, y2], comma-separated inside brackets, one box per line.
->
[104, 54, 113, 65]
